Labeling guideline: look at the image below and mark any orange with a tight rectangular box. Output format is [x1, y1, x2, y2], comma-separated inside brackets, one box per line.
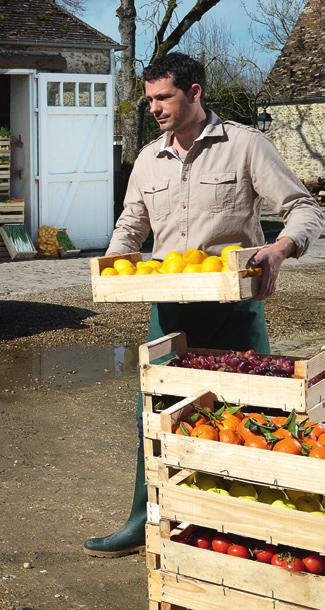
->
[273, 428, 292, 440]
[237, 413, 267, 441]
[318, 433, 325, 446]
[219, 428, 241, 445]
[190, 424, 219, 441]
[303, 438, 322, 453]
[244, 434, 271, 450]
[272, 438, 302, 455]
[101, 267, 117, 276]
[309, 446, 325, 459]
[183, 248, 207, 264]
[174, 421, 193, 436]
[201, 256, 223, 272]
[312, 424, 325, 438]
[272, 416, 288, 428]
[221, 244, 242, 264]
[183, 263, 202, 273]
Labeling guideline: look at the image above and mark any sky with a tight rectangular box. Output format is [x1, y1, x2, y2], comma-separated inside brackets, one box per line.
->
[83, 0, 278, 71]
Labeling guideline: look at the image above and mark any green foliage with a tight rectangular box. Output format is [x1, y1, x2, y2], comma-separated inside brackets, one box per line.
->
[118, 100, 136, 114]
[0, 126, 10, 137]
[206, 85, 254, 125]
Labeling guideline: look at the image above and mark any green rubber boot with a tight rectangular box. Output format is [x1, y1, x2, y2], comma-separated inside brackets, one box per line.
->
[83, 446, 146, 558]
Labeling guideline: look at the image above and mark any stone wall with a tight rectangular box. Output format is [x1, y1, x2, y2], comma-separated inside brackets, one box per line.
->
[6, 43, 111, 74]
[267, 102, 324, 181]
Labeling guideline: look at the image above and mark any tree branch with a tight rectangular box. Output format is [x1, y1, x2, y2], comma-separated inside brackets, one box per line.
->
[153, 0, 178, 56]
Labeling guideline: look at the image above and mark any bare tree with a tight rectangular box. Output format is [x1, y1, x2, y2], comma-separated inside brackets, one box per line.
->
[117, 0, 222, 164]
[241, 0, 307, 52]
[55, 0, 86, 14]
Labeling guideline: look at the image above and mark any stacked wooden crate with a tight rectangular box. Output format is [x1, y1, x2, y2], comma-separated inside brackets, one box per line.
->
[0, 137, 10, 198]
[0, 199, 25, 257]
[140, 332, 325, 610]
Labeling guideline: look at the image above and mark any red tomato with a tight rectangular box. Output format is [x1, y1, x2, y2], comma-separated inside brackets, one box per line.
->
[302, 553, 325, 575]
[194, 534, 211, 549]
[227, 544, 250, 559]
[272, 553, 304, 571]
[211, 534, 232, 554]
[253, 544, 277, 564]
[271, 553, 287, 568]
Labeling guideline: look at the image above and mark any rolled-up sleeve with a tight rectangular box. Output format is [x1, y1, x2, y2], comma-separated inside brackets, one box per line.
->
[249, 132, 324, 257]
[108, 162, 151, 253]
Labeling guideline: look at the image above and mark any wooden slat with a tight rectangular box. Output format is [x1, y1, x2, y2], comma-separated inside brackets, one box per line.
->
[295, 351, 325, 381]
[307, 380, 325, 411]
[148, 570, 162, 603]
[161, 539, 325, 610]
[161, 432, 325, 494]
[143, 412, 162, 440]
[147, 502, 160, 525]
[146, 522, 161, 555]
[0, 214, 24, 223]
[145, 454, 161, 486]
[160, 572, 316, 610]
[139, 332, 187, 366]
[0, 203, 24, 212]
[159, 482, 325, 553]
[141, 363, 308, 411]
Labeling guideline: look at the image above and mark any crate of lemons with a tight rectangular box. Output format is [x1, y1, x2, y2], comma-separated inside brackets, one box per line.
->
[101, 245, 244, 277]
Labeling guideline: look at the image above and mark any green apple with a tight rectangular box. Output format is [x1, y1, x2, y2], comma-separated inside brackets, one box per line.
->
[208, 487, 230, 495]
[286, 489, 322, 503]
[229, 481, 257, 501]
[272, 499, 297, 509]
[195, 475, 219, 491]
[295, 495, 323, 513]
[258, 488, 287, 505]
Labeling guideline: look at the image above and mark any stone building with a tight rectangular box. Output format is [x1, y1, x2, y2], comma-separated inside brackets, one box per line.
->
[265, 0, 324, 182]
[0, 0, 121, 249]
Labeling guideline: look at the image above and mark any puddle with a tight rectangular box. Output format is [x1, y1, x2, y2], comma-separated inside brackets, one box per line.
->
[0, 344, 139, 392]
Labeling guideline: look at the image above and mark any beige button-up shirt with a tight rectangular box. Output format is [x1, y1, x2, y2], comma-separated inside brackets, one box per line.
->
[109, 112, 324, 260]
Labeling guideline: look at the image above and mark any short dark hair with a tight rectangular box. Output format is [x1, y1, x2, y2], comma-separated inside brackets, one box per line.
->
[143, 52, 206, 98]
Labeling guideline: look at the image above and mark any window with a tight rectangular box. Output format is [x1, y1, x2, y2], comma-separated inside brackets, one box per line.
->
[63, 82, 76, 106]
[47, 82, 60, 106]
[79, 82, 91, 107]
[94, 83, 106, 107]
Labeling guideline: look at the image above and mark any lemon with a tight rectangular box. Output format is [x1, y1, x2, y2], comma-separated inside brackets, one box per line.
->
[163, 251, 183, 264]
[183, 248, 207, 264]
[117, 266, 136, 275]
[135, 267, 152, 275]
[201, 256, 223, 272]
[163, 258, 185, 274]
[136, 261, 148, 269]
[183, 263, 202, 273]
[221, 245, 242, 264]
[101, 267, 117, 276]
[113, 258, 135, 273]
[145, 260, 161, 269]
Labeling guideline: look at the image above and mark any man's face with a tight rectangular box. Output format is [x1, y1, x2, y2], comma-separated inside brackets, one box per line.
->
[145, 75, 199, 133]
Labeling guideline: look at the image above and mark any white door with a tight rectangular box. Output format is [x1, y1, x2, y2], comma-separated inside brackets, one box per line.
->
[38, 73, 114, 249]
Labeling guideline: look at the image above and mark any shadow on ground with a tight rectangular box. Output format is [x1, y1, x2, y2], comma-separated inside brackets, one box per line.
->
[0, 300, 97, 340]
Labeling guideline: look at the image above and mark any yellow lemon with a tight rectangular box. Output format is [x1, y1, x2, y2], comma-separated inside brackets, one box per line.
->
[201, 256, 223, 272]
[145, 260, 162, 269]
[163, 251, 183, 264]
[221, 245, 243, 264]
[183, 248, 207, 264]
[113, 258, 136, 273]
[136, 261, 148, 269]
[183, 263, 202, 273]
[135, 267, 152, 275]
[163, 258, 185, 274]
[101, 267, 117, 276]
[117, 266, 136, 275]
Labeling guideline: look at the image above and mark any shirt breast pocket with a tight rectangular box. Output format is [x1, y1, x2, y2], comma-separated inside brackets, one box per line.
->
[143, 180, 170, 220]
[200, 171, 236, 212]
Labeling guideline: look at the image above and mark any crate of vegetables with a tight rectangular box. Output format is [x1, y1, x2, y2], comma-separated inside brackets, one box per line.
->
[158, 522, 325, 610]
[139, 332, 325, 414]
[90, 246, 262, 303]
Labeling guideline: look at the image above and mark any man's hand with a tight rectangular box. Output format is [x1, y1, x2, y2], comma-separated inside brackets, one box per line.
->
[249, 237, 296, 300]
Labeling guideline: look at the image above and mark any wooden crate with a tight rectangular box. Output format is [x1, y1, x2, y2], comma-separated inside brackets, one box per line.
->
[0, 224, 37, 260]
[159, 391, 325, 493]
[158, 570, 322, 610]
[159, 523, 325, 610]
[159, 468, 325, 553]
[90, 247, 261, 303]
[139, 332, 325, 413]
[0, 201, 24, 224]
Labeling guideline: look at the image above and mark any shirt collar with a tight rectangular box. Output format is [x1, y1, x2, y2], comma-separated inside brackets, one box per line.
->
[156, 110, 225, 157]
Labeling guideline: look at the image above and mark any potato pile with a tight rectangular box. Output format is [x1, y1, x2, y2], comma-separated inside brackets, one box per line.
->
[37, 225, 59, 256]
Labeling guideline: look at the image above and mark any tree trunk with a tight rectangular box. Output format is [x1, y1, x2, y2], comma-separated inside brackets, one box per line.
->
[116, 0, 138, 164]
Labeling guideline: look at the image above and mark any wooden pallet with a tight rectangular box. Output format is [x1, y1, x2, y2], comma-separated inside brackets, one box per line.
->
[91, 248, 261, 303]
[139, 332, 325, 414]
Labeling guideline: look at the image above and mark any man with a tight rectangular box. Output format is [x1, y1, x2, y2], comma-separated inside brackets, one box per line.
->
[84, 53, 324, 558]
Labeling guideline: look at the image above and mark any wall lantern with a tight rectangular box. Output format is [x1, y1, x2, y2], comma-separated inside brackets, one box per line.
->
[254, 90, 273, 132]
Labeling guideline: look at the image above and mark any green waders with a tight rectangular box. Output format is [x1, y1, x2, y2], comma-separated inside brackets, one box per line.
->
[84, 300, 269, 557]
